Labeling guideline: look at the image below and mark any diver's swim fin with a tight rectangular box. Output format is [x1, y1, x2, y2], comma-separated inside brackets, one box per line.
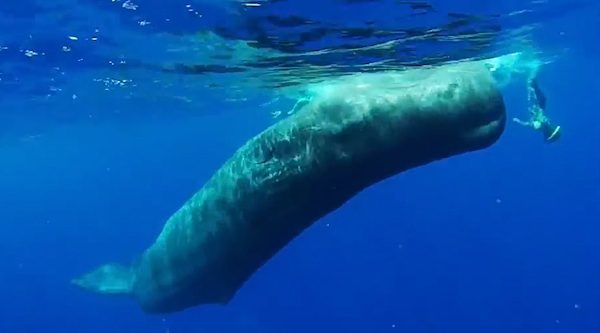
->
[541, 123, 561, 143]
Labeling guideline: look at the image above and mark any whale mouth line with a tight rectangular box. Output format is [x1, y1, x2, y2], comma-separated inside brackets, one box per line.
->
[461, 111, 506, 144]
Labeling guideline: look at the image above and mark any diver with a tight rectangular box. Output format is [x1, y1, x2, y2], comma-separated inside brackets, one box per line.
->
[512, 74, 562, 143]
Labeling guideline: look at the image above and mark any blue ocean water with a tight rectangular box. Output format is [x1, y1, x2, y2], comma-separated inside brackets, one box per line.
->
[1, 0, 599, 332]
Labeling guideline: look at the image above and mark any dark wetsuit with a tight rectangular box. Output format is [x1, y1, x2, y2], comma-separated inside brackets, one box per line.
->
[529, 76, 560, 143]
[530, 77, 547, 110]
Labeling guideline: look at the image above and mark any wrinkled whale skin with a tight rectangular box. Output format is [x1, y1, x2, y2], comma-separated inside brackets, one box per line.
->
[74, 61, 506, 313]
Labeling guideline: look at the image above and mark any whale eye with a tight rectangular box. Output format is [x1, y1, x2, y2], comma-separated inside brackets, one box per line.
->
[255, 144, 274, 164]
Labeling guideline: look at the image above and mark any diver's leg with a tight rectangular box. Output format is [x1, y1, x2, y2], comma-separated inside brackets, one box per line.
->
[529, 77, 547, 110]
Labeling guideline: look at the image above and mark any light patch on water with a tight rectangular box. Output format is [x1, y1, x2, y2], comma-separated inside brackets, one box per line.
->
[23, 49, 39, 57]
[242, 2, 263, 7]
[122, 0, 138, 10]
[93, 78, 135, 91]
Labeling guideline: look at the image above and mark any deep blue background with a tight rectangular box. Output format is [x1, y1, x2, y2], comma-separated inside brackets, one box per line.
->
[1, 1, 599, 332]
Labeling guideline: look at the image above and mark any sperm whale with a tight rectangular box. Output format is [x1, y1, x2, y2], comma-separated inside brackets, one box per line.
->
[73, 60, 506, 313]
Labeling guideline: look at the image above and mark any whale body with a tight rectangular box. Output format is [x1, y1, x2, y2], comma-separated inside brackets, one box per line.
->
[73, 61, 506, 313]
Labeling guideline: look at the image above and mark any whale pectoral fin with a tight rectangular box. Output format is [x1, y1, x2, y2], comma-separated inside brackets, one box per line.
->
[72, 263, 134, 296]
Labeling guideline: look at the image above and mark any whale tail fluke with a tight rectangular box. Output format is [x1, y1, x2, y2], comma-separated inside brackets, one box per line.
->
[72, 263, 134, 296]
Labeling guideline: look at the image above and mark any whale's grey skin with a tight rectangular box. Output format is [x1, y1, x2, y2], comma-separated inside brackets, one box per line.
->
[73, 61, 506, 313]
